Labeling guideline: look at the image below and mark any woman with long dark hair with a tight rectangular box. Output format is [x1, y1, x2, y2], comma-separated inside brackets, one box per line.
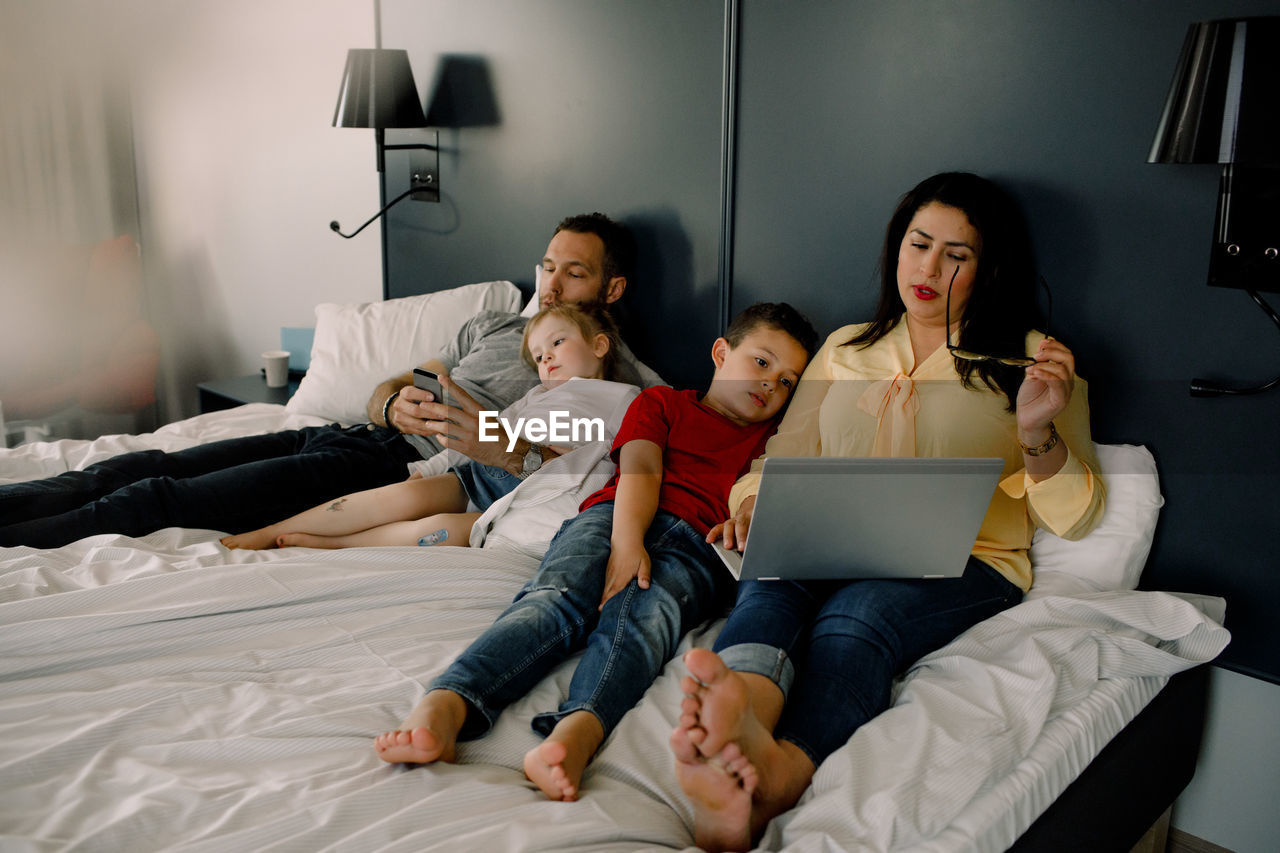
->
[671, 172, 1107, 852]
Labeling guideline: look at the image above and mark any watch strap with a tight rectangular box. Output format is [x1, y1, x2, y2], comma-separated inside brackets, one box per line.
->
[1019, 421, 1059, 457]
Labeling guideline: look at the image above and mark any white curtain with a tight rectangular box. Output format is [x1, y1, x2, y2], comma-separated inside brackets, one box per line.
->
[0, 1, 129, 248]
[0, 1, 143, 441]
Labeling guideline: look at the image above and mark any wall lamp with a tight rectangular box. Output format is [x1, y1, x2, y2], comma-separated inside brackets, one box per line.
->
[1149, 17, 1280, 396]
[330, 48, 439, 239]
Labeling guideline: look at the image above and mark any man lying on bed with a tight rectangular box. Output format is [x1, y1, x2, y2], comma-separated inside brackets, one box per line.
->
[0, 213, 663, 549]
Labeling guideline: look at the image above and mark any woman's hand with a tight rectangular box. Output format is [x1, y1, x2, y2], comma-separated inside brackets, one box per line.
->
[706, 494, 757, 553]
[601, 540, 651, 610]
[1016, 337, 1075, 437]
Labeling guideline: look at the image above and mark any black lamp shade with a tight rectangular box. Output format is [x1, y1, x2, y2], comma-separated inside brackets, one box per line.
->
[1149, 18, 1280, 165]
[333, 48, 427, 129]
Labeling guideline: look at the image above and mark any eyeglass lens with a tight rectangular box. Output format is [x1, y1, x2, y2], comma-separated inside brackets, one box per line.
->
[945, 269, 1049, 367]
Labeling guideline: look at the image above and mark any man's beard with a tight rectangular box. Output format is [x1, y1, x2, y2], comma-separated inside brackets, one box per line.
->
[562, 293, 612, 313]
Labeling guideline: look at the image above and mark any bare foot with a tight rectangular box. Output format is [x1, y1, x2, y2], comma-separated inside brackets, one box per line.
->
[679, 648, 767, 759]
[671, 724, 757, 852]
[523, 741, 581, 801]
[522, 711, 603, 801]
[374, 690, 466, 765]
[220, 528, 279, 550]
[373, 728, 453, 764]
[276, 532, 342, 549]
[672, 649, 817, 850]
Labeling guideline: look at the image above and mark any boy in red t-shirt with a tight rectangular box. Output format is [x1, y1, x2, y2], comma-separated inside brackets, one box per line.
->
[373, 303, 818, 801]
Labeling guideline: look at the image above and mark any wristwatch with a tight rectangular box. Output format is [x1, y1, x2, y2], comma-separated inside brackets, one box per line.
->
[517, 443, 545, 480]
[1019, 421, 1059, 457]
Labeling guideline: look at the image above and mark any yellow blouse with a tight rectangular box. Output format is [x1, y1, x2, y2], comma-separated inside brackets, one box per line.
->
[728, 321, 1106, 591]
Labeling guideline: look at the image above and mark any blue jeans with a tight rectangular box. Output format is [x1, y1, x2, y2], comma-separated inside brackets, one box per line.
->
[449, 460, 520, 511]
[430, 502, 730, 741]
[0, 425, 421, 547]
[714, 557, 1022, 767]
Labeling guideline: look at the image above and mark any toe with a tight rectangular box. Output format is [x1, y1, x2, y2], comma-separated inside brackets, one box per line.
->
[680, 675, 705, 696]
[683, 648, 730, 687]
[670, 725, 701, 763]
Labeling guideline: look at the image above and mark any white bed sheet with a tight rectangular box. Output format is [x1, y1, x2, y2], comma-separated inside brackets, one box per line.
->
[0, 406, 1230, 852]
[0, 403, 332, 487]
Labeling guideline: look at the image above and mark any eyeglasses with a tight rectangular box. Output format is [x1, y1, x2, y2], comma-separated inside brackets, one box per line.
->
[944, 266, 1052, 367]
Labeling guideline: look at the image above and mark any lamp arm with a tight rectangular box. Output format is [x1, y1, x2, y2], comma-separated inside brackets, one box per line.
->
[1190, 288, 1280, 396]
[329, 186, 419, 239]
[384, 143, 437, 153]
[371, 130, 437, 172]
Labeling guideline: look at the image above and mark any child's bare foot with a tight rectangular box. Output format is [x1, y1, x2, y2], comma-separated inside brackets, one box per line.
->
[220, 528, 279, 550]
[374, 690, 466, 765]
[373, 728, 452, 763]
[522, 710, 604, 801]
[523, 741, 581, 801]
[275, 532, 342, 549]
[672, 649, 816, 850]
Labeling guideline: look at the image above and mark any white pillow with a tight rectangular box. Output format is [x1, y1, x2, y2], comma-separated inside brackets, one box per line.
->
[285, 280, 522, 424]
[519, 264, 542, 317]
[1026, 443, 1164, 599]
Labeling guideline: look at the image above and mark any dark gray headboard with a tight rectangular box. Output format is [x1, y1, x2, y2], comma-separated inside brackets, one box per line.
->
[379, 0, 1280, 683]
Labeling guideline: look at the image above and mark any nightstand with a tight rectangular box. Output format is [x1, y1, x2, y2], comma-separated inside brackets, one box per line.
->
[197, 373, 302, 414]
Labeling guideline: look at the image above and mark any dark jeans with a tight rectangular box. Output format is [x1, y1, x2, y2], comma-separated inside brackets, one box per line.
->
[431, 504, 730, 741]
[0, 425, 421, 548]
[713, 557, 1023, 767]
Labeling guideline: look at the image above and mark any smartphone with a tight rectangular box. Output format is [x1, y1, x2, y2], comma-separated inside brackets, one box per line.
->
[412, 368, 444, 400]
[412, 368, 453, 416]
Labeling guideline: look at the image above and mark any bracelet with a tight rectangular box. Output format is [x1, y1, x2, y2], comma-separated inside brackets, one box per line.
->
[381, 390, 401, 431]
[1019, 421, 1059, 457]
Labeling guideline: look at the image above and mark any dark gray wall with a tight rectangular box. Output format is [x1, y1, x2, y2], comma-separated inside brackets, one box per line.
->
[380, 0, 727, 391]
[380, 0, 1280, 682]
[728, 0, 1280, 683]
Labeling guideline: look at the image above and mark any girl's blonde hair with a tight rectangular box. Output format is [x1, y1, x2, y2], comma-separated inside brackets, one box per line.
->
[520, 303, 622, 381]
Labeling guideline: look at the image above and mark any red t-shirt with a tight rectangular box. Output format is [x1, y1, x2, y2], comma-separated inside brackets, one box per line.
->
[580, 386, 776, 536]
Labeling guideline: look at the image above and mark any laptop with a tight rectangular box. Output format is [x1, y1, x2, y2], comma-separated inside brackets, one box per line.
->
[715, 457, 1005, 581]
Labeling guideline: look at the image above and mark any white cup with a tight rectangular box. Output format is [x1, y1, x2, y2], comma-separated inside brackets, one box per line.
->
[262, 349, 290, 388]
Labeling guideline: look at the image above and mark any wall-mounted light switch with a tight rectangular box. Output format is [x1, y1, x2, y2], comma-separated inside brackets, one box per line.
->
[410, 145, 439, 203]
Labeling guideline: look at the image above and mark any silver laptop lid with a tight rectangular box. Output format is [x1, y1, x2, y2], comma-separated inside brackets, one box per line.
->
[719, 457, 1005, 582]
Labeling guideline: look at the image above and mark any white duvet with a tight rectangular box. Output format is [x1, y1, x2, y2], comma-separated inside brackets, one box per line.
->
[0, 405, 1230, 852]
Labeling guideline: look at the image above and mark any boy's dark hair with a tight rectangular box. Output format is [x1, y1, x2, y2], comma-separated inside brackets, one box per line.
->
[521, 302, 623, 381]
[554, 212, 637, 286]
[725, 302, 820, 359]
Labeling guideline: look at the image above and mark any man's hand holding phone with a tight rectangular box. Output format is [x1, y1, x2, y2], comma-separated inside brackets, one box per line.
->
[395, 368, 525, 470]
[411, 368, 450, 416]
[388, 367, 456, 436]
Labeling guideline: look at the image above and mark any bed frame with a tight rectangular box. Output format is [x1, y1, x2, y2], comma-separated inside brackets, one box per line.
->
[1011, 664, 1210, 851]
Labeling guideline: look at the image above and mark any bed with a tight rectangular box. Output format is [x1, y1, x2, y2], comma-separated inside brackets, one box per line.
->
[0, 283, 1230, 852]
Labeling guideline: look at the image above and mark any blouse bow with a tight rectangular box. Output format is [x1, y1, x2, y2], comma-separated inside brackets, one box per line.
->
[857, 373, 919, 457]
